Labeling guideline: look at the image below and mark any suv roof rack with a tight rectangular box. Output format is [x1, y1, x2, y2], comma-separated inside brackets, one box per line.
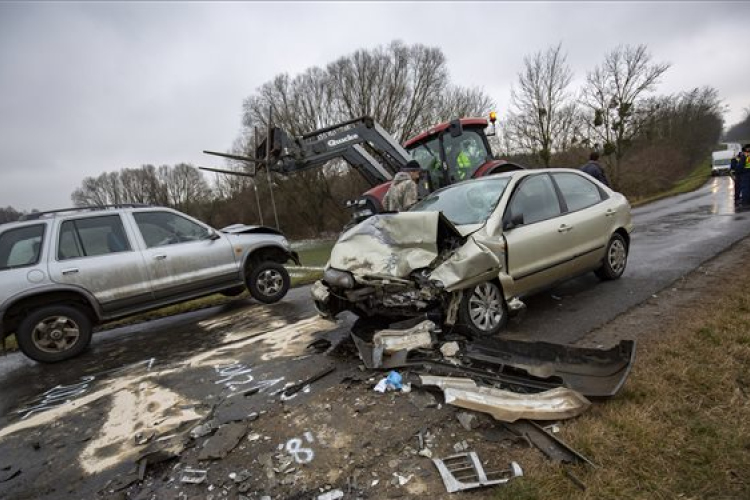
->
[20, 204, 152, 221]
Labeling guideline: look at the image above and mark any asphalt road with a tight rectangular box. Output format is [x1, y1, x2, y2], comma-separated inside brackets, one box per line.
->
[0, 175, 747, 499]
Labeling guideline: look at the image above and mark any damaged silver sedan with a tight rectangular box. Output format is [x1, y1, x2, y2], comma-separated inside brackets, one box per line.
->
[313, 168, 633, 336]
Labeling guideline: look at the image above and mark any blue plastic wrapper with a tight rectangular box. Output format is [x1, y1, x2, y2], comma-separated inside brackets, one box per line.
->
[386, 371, 403, 390]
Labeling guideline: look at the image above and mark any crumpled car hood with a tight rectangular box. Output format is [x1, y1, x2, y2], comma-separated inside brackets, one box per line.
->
[329, 212, 453, 278]
[221, 224, 283, 236]
[328, 212, 504, 290]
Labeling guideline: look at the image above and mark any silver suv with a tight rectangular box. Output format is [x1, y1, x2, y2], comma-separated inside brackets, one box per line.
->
[0, 205, 299, 363]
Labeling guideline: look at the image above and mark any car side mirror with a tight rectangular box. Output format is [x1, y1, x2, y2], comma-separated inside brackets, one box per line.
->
[503, 213, 524, 231]
[207, 229, 221, 240]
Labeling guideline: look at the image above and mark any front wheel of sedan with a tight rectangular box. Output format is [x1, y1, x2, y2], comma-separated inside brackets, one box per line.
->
[247, 261, 290, 304]
[458, 281, 508, 337]
[595, 233, 628, 281]
[16, 305, 93, 363]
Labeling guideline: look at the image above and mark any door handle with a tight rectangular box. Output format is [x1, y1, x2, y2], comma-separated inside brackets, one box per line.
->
[557, 224, 573, 233]
[61, 268, 79, 275]
[605, 208, 617, 217]
[154, 254, 167, 261]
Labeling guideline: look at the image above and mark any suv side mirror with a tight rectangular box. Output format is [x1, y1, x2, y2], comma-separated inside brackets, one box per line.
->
[503, 213, 524, 231]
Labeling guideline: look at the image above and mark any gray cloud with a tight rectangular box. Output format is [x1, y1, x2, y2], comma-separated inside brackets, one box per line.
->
[0, 1, 747, 211]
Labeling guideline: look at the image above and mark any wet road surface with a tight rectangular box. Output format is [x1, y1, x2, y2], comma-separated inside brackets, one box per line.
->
[0, 175, 746, 499]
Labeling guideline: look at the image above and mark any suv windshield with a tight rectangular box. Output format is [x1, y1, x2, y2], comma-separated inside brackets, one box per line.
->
[410, 177, 510, 226]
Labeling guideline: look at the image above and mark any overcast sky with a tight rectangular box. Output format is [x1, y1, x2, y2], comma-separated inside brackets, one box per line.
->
[1, 1, 748, 211]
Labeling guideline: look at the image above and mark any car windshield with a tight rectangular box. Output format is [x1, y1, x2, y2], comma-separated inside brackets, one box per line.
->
[409, 177, 511, 225]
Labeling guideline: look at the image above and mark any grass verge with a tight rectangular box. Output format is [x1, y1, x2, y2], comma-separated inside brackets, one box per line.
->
[500, 260, 750, 499]
[630, 162, 712, 207]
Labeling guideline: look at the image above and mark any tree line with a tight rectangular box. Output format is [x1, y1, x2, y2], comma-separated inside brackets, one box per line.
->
[499, 43, 724, 196]
[1, 41, 735, 235]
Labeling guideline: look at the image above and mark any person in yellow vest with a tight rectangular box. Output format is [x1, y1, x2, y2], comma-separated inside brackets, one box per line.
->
[450, 139, 474, 181]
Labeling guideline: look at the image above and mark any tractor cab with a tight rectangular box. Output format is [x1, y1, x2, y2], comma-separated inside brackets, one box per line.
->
[404, 118, 496, 192]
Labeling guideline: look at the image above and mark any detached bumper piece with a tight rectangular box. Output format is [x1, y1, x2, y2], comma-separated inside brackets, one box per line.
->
[432, 452, 522, 493]
[465, 338, 636, 398]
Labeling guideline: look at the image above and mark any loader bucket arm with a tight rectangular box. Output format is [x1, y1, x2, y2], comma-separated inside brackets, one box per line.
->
[205, 116, 412, 187]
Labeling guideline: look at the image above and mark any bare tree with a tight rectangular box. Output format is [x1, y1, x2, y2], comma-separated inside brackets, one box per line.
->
[582, 44, 670, 186]
[120, 165, 167, 205]
[0, 206, 23, 224]
[72, 172, 120, 206]
[505, 43, 576, 167]
[158, 163, 212, 213]
[725, 107, 750, 143]
[241, 41, 494, 144]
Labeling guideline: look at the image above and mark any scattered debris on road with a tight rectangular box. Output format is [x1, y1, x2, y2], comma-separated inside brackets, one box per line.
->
[198, 422, 248, 460]
[179, 467, 208, 484]
[503, 419, 596, 466]
[422, 376, 591, 422]
[432, 452, 523, 493]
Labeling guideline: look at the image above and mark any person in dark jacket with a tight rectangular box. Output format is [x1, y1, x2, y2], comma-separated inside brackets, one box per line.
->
[730, 154, 743, 207]
[739, 145, 750, 210]
[580, 152, 610, 187]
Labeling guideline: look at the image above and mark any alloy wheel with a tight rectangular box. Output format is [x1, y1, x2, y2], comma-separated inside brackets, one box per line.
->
[257, 269, 284, 297]
[608, 239, 627, 275]
[468, 282, 505, 332]
[31, 316, 81, 353]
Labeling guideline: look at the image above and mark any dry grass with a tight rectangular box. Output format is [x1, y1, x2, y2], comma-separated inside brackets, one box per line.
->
[499, 270, 750, 499]
[630, 161, 711, 207]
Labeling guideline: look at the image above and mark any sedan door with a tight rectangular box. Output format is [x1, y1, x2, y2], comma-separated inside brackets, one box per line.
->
[550, 172, 613, 271]
[502, 174, 577, 296]
[48, 214, 154, 314]
[129, 210, 239, 300]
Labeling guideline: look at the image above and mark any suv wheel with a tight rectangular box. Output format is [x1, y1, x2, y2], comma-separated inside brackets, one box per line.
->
[17, 305, 93, 363]
[247, 262, 290, 304]
[458, 281, 508, 336]
[595, 233, 628, 280]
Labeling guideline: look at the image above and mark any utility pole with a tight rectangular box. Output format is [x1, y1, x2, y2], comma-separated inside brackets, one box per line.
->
[265, 106, 281, 230]
[252, 127, 264, 226]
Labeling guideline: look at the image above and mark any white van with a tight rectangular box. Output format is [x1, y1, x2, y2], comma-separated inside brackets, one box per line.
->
[712, 143, 741, 176]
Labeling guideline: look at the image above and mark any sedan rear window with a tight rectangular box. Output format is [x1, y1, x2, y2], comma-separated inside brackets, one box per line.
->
[0, 224, 45, 270]
[553, 172, 603, 212]
[410, 177, 510, 225]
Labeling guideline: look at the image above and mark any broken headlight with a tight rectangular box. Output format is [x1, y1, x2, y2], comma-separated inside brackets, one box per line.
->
[323, 267, 355, 289]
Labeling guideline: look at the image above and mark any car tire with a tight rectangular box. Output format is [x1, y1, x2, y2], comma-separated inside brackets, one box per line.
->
[458, 281, 508, 337]
[16, 305, 93, 363]
[595, 233, 628, 280]
[247, 261, 290, 304]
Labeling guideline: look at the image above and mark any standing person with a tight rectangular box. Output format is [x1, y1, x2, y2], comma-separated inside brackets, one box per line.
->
[731, 153, 743, 207]
[739, 145, 750, 209]
[383, 160, 421, 212]
[580, 152, 611, 187]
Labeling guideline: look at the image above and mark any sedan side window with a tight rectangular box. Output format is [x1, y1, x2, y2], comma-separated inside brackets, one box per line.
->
[133, 211, 209, 248]
[507, 175, 561, 225]
[58, 215, 131, 260]
[553, 173, 603, 212]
